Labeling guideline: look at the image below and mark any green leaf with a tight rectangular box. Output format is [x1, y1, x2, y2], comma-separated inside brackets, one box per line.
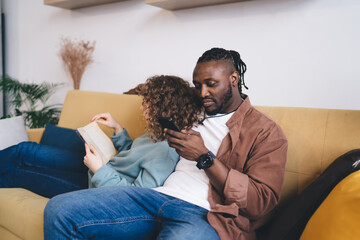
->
[0, 114, 11, 119]
[1, 75, 64, 128]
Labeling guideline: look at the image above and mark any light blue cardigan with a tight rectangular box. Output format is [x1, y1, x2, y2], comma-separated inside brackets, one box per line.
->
[88, 129, 179, 188]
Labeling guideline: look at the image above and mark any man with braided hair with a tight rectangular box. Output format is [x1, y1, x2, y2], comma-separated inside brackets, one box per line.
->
[44, 48, 287, 240]
[164, 48, 287, 239]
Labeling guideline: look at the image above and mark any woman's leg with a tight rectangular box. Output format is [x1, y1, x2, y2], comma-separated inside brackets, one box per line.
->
[15, 141, 87, 172]
[0, 141, 88, 197]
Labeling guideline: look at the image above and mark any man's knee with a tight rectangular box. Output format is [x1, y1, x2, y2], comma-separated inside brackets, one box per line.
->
[44, 194, 66, 225]
[44, 192, 76, 231]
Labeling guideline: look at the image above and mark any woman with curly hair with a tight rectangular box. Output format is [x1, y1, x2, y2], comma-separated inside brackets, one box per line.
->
[86, 75, 202, 188]
[0, 75, 202, 198]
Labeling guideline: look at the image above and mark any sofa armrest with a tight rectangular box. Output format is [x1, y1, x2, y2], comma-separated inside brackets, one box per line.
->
[27, 128, 45, 143]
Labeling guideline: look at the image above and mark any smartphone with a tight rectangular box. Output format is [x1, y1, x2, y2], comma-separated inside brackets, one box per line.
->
[157, 117, 180, 132]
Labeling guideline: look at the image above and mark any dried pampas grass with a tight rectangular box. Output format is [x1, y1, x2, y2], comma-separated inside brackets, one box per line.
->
[59, 38, 96, 89]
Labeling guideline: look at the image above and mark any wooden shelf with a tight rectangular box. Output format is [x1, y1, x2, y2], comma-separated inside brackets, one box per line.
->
[146, 0, 249, 10]
[44, 0, 127, 10]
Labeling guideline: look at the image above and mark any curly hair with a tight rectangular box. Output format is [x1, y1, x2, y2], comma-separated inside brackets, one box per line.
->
[123, 83, 144, 95]
[138, 75, 202, 142]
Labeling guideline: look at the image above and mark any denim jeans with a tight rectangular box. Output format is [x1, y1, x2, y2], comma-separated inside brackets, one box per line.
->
[0, 141, 88, 198]
[44, 186, 220, 240]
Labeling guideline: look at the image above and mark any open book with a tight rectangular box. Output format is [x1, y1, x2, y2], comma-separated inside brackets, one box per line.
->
[76, 122, 116, 164]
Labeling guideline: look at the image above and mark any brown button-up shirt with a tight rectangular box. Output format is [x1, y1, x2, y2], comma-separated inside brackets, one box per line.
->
[207, 95, 288, 240]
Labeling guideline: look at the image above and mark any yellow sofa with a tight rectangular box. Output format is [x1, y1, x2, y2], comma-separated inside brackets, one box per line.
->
[0, 90, 359, 240]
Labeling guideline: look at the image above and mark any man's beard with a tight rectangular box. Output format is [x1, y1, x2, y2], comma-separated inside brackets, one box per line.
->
[205, 83, 233, 115]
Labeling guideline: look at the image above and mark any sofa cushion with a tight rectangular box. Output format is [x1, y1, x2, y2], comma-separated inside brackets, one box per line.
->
[40, 124, 85, 155]
[0, 116, 28, 150]
[300, 170, 360, 240]
[0, 188, 48, 240]
[0, 226, 22, 240]
[263, 149, 360, 240]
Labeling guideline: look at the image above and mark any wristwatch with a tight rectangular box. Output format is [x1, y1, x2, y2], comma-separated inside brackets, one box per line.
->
[196, 151, 215, 169]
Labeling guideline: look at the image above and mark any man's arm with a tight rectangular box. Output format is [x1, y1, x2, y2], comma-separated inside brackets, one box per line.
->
[165, 127, 288, 219]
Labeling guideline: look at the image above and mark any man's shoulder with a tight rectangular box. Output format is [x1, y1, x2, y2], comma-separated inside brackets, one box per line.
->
[234, 95, 279, 127]
[245, 105, 277, 125]
[245, 106, 287, 140]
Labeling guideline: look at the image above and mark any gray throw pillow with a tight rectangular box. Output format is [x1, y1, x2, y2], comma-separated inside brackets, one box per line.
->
[0, 116, 28, 150]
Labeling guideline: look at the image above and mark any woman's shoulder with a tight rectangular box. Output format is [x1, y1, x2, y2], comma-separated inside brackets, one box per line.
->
[134, 133, 167, 147]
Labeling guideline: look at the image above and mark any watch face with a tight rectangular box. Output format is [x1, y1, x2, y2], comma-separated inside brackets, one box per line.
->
[197, 151, 215, 169]
[203, 156, 212, 166]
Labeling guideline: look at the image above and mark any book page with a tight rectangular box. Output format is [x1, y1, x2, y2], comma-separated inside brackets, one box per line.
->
[77, 122, 116, 164]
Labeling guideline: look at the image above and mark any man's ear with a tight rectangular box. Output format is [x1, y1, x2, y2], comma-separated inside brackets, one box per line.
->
[230, 71, 239, 87]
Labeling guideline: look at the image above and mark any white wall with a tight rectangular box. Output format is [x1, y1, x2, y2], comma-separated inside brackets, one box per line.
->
[3, 0, 360, 110]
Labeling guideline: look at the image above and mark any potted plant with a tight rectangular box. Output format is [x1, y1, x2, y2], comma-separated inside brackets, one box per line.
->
[0, 75, 63, 128]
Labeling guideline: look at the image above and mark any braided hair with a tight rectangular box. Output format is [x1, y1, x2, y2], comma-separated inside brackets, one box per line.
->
[196, 47, 248, 94]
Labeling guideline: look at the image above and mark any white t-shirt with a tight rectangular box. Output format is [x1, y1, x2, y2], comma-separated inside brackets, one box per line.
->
[154, 112, 234, 210]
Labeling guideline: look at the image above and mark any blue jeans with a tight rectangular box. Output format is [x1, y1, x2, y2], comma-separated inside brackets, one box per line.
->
[0, 141, 88, 198]
[44, 186, 220, 240]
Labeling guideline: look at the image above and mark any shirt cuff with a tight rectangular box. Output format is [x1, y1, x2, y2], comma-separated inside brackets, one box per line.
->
[90, 164, 112, 187]
[223, 168, 249, 208]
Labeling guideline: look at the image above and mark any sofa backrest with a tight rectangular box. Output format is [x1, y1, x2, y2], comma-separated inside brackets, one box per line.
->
[256, 106, 360, 206]
[59, 90, 360, 207]
[58, 90, 147, 141]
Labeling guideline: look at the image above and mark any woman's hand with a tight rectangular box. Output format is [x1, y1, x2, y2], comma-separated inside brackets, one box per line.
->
[92, 112, 123, 135]
[83, 144, 104, 173]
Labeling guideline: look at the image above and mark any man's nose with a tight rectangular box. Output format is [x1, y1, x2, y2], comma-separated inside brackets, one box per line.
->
[201, 85, 209, 98]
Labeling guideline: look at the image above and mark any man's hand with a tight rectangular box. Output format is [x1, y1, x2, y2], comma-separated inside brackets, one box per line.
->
[165, 129, 209, 161]
[166, 128, 229, 195]
[84, 144, 104, 173]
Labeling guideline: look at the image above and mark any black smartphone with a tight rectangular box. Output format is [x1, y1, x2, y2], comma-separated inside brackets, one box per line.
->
[157, 117, 180, 132]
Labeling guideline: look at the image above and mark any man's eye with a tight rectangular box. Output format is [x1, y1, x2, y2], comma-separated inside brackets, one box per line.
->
[207, 82, 216, 87]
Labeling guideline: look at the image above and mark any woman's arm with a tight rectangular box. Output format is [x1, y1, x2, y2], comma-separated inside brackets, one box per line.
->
[89, 142, 179, 188]
[110, 129, 133, 152]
